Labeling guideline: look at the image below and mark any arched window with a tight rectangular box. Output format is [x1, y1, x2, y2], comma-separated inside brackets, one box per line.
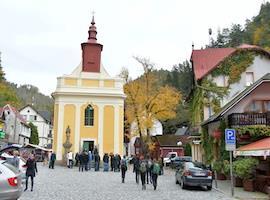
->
[85, 105, 94, 126]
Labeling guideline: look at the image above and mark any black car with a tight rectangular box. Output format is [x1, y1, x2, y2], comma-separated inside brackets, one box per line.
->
[171, 156, 192, 169]
[175, 162, 212, 190]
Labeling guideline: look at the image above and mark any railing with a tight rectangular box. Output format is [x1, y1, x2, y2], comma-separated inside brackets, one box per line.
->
[228, 112, 270, 126]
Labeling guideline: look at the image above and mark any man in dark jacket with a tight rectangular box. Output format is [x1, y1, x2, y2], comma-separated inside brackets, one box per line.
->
[49, 151, 56, 169]
[133, 154, 140, 184]
[75, 152, 79, 167]
[94, 153, 100, 171]
[103, 153, 109, 171]
[82, 151, 89, 171]
[110, 154, 115, 171]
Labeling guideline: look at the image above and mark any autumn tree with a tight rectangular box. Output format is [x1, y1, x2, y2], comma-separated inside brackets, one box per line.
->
[124, 57, 181, 155]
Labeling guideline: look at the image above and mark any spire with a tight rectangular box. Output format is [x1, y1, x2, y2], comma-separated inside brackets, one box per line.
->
[88, 13, 97, 43]
[81, 12, 103, 73]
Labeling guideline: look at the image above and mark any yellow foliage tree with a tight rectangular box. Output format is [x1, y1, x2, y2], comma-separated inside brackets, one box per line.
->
[123, 57, 181, 154]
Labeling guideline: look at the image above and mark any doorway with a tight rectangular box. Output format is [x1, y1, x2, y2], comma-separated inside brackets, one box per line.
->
[82, 141, 94, 152]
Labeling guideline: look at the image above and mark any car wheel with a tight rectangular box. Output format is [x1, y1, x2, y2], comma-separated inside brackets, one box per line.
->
[207, 185, 212, 190]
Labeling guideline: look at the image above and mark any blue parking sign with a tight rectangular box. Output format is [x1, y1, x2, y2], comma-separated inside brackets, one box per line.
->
[225, 129, 236, 151]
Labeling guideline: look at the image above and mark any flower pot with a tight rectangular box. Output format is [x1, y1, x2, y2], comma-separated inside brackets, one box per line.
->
[239, 133, 251, 142]
[243, 179, 255, 192]
[234, 177, 243, 187]
[212, 130, 222, 140]
[217, 173, 226, 180]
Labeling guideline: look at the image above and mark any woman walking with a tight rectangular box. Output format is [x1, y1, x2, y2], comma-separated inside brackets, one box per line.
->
[24, 154, 38, 192]
[139, 156, 147, 190]
[152, 159, 161, 190]
[120, 156, 128, 183]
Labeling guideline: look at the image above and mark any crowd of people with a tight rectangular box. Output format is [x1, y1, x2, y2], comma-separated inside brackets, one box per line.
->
[63, 149, 163, 191]
[5, 147, 164, 192]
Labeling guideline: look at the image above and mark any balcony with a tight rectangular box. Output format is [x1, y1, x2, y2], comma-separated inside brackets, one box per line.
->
[228, 112, 270, 127]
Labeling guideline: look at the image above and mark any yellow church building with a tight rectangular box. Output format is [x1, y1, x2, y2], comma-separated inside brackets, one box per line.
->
[52, 17, 125, 161]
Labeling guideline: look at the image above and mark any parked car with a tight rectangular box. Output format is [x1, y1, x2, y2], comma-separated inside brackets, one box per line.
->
[164, 152, 178, 166]
[0, 152, 27, 182]
[175, 161, 213, 190]
[171, 156, 192, 169]
[0, 160, 23, 200]
[0, 144, 22, 154]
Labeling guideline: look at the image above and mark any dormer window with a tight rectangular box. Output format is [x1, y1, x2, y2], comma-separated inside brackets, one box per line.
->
[84, 105, 94, 126]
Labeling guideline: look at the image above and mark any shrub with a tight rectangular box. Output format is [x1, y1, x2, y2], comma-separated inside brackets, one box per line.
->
[233, 158, 259, 179]
[213, 160, 223, 173]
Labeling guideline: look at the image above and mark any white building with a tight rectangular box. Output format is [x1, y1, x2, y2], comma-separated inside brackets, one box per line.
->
[128, 119, 163, 156]
[20, 105, 53, 148]
[0, 104, 31, 146]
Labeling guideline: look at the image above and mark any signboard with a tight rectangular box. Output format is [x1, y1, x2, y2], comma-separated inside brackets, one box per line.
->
[225, 129, 236, 151]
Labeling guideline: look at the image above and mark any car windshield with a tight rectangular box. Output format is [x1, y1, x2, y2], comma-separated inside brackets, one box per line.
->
[186, 162, 207, 170]
[2, 161, 20, 174]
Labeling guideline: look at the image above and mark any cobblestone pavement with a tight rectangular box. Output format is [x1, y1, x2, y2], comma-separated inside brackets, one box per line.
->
[20, 164, 233, 200]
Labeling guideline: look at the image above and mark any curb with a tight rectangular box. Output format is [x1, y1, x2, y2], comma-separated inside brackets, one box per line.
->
[213, 187, 268, 200]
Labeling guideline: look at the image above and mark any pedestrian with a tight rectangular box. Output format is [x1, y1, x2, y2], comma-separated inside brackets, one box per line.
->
[88, 151, 93, 170]
[110, 153, 114, 171]
[49, 151, 56, 169]
[24, 154, 38, 192]
[114, 154, 120, 172]
[78, 151, 84, 172]
[146, 157, 153, 184]
[94, 153, 100, 171]
[152, 159, 161, 190]
[133, 154, 140, 184]
[11, 150, 20, 168]
[113, 154, 117, 172]
[103, 153, 109, 172]
[120, 156, 128, 183]
[139, 156, 147, 190]
[82, 150, 89, 171]
[75, 152, 79, 167]
[67, 151, 73, 168]
[159, 157, 164, 175]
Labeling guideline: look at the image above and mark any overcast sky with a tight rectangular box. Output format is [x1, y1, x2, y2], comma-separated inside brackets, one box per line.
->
[0, 0, 267, 95]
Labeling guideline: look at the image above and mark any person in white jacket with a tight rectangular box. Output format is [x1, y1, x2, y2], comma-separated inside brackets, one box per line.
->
[67, 151, 73, 168]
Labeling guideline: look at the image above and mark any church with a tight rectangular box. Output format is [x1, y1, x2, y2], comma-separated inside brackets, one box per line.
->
[52, 16, 125, 161]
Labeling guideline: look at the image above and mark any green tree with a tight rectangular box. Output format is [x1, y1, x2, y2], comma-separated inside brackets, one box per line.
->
[184, 143, 192, 156]
[209, 2, 270, 49]
[29, 122, 39, 145]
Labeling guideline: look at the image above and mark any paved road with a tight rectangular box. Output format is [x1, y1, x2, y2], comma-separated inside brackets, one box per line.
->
[20, 164, 233, 200]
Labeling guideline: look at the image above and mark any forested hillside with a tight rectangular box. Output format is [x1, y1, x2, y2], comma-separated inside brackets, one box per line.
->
[9, 83, 54, 112]
[0, 60, 53, 112]
[210, 2, 270, 49]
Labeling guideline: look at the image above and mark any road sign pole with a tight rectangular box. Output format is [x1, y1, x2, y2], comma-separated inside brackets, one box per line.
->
[230, 151, 234, 197]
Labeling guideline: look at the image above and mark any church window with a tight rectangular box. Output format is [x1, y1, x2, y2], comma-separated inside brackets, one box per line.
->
[85, 105, 94, 126]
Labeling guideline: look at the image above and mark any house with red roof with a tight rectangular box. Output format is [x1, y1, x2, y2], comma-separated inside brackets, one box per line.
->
[0, 104, 31, 148]
[191, 44, 270, 122]
[189, 44, 270, 163]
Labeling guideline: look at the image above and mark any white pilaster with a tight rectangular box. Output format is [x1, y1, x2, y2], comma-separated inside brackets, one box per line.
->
[56, 103, 65, 160]
[97, 104, 104, 156]
[74, 103, 81, 153]
[114, 105, 120, 154]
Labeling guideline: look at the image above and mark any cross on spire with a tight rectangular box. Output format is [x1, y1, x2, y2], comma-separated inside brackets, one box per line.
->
[91, 11, 95, 25]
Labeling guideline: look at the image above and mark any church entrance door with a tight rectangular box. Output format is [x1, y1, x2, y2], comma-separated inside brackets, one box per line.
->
[82, 141, 94, 152]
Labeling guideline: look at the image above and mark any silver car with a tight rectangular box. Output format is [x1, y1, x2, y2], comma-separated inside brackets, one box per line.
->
[0, 153, 27, 182]
[0, 160, 23, 200]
